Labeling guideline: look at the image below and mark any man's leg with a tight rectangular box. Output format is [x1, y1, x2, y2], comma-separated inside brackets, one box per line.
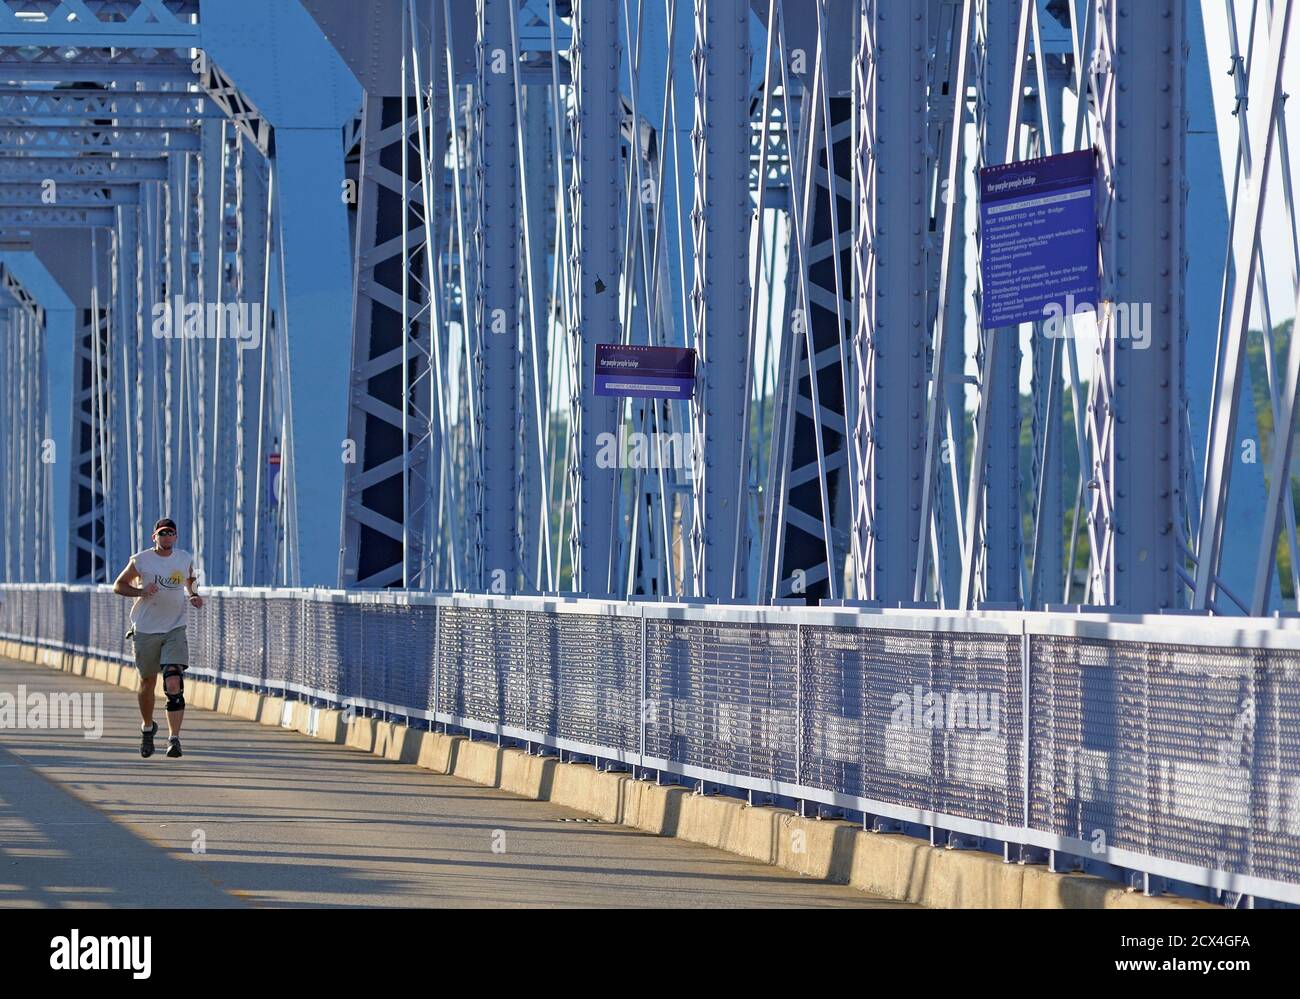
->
[133, 632, 162, 757]
[160, 627, 189, 753]
[138, 677, 155, 728]
[162, 664, 185, 738]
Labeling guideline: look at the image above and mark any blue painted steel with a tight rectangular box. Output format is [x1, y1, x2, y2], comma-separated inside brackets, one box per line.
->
[979, 0, 1022, 607]
[0, 251, 73, 579]
[201, 0, 362, 585]
[476, 0, 520, 592]
[1104, 0, 1182, 611]
[1183, 0, 1276, 611]
[861, 0, 929, 603]
[689, 0, 750, 600]
[570, 0, 622, 597]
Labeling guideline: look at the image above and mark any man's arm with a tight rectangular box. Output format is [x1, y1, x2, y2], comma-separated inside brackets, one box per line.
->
[112, 560, 154, 597]
[186, 561, 203, 608]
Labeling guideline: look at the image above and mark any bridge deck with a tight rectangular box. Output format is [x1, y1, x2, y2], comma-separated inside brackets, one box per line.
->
[0, 657, 909, 908]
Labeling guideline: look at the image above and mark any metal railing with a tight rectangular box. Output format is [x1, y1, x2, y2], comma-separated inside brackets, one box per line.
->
[2, 583, 1298, 905]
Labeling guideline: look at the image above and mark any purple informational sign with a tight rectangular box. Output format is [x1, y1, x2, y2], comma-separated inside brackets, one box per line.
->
[594, 343, 697, 399]
[979, 148, 1098, 328]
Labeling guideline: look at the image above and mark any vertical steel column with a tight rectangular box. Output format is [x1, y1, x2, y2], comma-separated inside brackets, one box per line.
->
[271, 128, 359, 586]
[70, 300, 109, 580]
[854, 0, 928, 602]
[197, 119, 223, 576]
[0, 311, 8, 580]
[1028, 56, 1068, 608]
[521, 84, 551, 592]
[115, 206, 141, 555]
[688, 0, 750, 598]
[568, 0, 621, 596]
[769, 40, 855, 602]
[338, 92, 434, 589]
[236, 148, 271, 586]
[919, 0, 968, 606]
[1099, 0, 1185, 611]
[186, 144, 206, 567]
[475, 0, 520, 591]
[1187, 0, 1277, 611]
[976, 0, 1021, 606]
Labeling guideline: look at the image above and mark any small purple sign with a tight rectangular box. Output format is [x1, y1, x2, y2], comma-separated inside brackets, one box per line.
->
[595, 343, 696, 399]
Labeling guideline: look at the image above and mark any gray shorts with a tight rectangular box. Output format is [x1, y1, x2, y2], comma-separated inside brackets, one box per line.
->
[131, 626, 189, 678]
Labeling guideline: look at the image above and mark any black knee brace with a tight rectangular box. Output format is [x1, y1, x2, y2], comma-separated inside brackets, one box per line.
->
[162, 664, 186, 712]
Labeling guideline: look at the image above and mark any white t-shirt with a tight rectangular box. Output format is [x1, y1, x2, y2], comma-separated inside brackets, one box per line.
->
[128, 547, 194, 634]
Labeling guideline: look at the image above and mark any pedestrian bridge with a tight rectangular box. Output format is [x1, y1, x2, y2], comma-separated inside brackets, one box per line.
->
[1, 584, 1296, 908]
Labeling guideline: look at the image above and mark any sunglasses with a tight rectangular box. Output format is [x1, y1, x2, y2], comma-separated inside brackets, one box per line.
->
[156, 529, 176, 537]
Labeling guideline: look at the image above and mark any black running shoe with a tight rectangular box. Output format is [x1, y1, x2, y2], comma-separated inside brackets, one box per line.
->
[166, 736, 183, 758]
[140, 722, 158, 758]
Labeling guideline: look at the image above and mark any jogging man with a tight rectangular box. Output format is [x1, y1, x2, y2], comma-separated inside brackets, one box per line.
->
[112, 518, 203, 758]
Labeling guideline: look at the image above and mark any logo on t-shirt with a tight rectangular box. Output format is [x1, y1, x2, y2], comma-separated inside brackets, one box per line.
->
[155, 570, 184, 588]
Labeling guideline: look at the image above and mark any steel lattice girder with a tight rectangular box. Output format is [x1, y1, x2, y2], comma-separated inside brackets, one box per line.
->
[339, 96, 435, 589]
[0, 0, 199, 48]
[0, 156, 167, 181]
[766, 98, 854, 603]
[0, 259, 42, 322]
[0, 124, 198, 152]
[0, 46, 196, 85]
[0, 87, 214, 120]
[0, 182, 139, 205]
[0, 205, 113, 226]
[195, 55, 273, 158]
[69, 301, 109, 580]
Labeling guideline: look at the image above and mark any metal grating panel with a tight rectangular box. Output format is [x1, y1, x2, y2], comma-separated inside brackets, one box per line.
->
[645, 618, 799, 780]
[1030, 635, 1300, 885]
[800, 626, 1021, 823]
[533, 611, 640, 752]
[435, 605, 527, 728]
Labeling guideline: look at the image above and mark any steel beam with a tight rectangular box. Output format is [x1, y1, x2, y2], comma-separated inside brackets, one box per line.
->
[0, 183, 139, 206]
[688, 0, 750, 599]
[0, 205, 114, 227]
[0, 0, 199, 48]
[568, 0, 621, 597]
[855, 0, 928, 603]
[0, 156, 168, 182]
[473, 0, 520, 592]
[0, 125, 199, 153]
[1098, 0, 1185, 611]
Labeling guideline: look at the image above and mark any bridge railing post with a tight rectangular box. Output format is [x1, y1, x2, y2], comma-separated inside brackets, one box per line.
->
[639, 609, 647, 770]
[1020, 624, 1030, 838]
[795, 622, 803, 793]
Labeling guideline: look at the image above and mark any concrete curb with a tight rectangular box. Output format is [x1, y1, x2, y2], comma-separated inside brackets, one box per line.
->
[9, 640, 1217, 909]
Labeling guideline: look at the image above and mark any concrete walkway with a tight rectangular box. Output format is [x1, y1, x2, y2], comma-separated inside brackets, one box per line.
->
[0, 658, 912, 908]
